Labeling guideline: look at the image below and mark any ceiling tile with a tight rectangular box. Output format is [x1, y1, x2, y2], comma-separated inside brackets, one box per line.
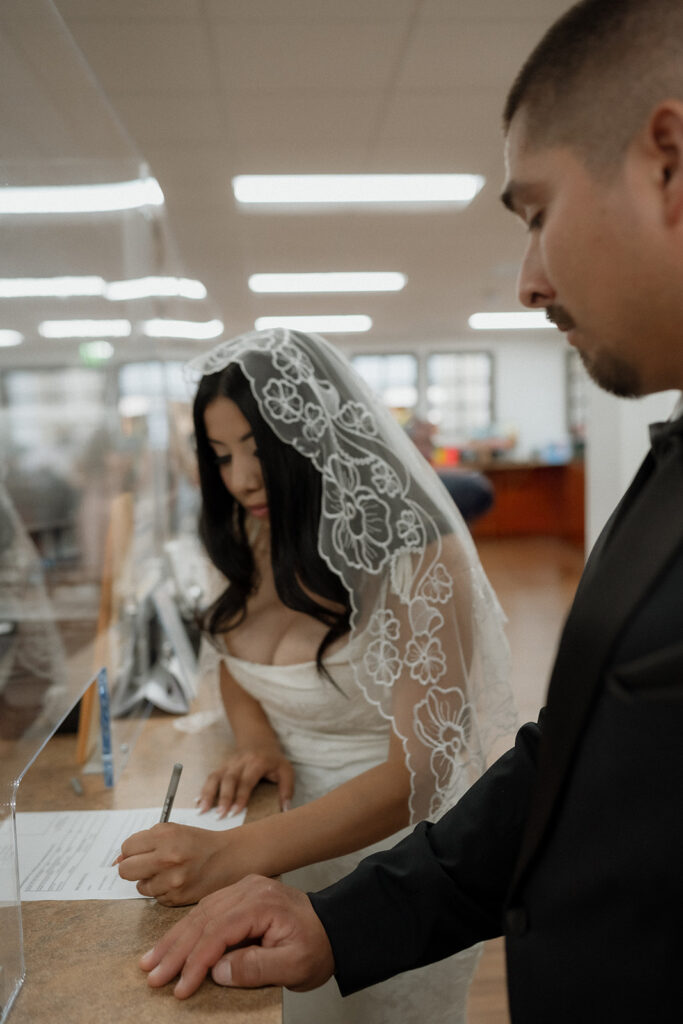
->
[218, 138, 373, 175]
[110, 92, 227, 148]
[142, 144, 234, 206]
[396, 19, 550, 90]
[63, 21, 215, 94]
[212, 20, 410, 93]
[205, 0, 415, 22]
[420, 0, 572, 20]
[223, 90, 383, 148]
[55, 1, 203, 20]
[375, 88, 507, 169]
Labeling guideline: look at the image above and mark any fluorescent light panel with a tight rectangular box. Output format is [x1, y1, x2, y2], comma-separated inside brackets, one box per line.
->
[0, 329, 23, 347]
[249, 272, 406, 293]
[233, 174, 484, 206]
[39, 319, 132, 338]
[0, 275, 206, 300]
[0, 276, 105, 298]
[254, 315, 372, 333]
[469, 312, 557, 330]
[0, 177, 164, 214]
[106, 276, 207, 301]
[142, 318, 223, 339]
[38, 317, 222, 340]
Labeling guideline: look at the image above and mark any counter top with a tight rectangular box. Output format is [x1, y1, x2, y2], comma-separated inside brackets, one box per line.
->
[11, 690, 282, 1024]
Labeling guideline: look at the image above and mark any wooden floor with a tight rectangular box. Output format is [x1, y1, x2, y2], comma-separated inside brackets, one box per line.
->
[465, 536, 585, 1023]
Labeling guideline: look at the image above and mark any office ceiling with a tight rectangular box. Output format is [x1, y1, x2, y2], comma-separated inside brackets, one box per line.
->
[1, 0, 571, 368]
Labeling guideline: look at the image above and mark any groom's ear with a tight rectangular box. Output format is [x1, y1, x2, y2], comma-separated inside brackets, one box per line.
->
[644, 101, 683, 227]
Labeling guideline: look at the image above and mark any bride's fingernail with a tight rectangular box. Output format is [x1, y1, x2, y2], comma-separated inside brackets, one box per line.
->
[282, 799, 291, 812]
[226, 803, 239, 818]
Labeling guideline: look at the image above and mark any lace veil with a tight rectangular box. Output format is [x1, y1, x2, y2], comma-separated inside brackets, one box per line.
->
[186, 328, 516, 822]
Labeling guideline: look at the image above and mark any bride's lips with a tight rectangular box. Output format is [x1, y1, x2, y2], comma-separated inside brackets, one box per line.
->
[247, 504, 269, 519]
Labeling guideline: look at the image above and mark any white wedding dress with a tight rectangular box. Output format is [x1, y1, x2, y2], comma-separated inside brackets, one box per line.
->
[221, 645, 482, 1024]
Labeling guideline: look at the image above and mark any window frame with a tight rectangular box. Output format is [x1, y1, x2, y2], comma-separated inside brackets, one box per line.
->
[425, 348, 495, 443]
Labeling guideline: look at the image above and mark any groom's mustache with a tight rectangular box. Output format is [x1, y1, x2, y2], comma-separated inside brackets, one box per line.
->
[545, 305, 576, 332]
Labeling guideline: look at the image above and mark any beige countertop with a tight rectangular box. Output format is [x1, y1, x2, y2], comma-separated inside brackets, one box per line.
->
[12, 688, 282, 1024]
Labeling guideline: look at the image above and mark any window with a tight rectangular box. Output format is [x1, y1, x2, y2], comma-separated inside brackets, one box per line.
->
[426, 351, 493, 443]
[3, 366, 107, 455]
[118, 360, 189, 446]
[351, 353, 418, 418]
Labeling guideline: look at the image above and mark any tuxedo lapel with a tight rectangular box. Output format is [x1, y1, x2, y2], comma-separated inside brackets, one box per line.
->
[510, 441, 683, 891]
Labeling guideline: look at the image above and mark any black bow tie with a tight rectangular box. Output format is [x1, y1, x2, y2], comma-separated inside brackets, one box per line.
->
[649, 414, 683, 459]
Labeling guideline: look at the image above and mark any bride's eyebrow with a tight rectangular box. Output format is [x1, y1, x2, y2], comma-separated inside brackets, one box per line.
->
[207, 430, 254, 447]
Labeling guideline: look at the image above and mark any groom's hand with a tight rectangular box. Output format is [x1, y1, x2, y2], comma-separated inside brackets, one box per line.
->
[140, 874, 335, 999]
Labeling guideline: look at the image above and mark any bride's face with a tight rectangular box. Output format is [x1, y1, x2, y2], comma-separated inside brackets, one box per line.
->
[204, 396, 269, 521]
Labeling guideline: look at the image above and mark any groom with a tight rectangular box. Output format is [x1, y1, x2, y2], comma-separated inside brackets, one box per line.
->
[139, 1, 683, 1019]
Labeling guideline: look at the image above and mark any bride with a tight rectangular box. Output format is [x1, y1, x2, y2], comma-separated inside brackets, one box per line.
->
[117, 327, 516, 1023]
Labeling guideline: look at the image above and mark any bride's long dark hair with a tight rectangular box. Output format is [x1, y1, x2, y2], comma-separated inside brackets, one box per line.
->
[193, 363, 351, 674]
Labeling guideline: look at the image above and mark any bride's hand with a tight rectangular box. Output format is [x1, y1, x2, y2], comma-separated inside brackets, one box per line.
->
[116, 823, 252, 906]
[198, 747, 295, 817]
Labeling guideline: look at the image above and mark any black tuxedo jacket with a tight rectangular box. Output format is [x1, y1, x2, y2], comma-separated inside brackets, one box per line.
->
[310, 415, 683, 1023]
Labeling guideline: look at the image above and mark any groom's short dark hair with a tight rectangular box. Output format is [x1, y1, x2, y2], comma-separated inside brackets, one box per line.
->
[504, 0, 683, 171]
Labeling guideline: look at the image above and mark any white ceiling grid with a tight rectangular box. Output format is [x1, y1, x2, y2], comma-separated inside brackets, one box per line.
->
[2, 0, 572, 363]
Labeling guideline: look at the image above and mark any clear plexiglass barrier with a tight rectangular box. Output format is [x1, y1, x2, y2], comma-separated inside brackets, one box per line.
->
[0, 0, 217, 1012]
[0, 481, 98, 1022]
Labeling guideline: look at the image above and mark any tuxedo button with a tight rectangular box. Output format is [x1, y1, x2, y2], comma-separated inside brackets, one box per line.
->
[505, 907, 528, 936]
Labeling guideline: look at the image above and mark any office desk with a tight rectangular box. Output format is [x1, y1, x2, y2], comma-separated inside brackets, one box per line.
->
[470, 460, 585, 546]
[12, 696, 282, 1023]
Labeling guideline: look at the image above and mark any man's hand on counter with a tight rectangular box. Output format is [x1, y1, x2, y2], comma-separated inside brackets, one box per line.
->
[140, 874, 335, 998]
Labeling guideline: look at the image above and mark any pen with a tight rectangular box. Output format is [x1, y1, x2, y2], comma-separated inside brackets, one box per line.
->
[159, 762, 183, 823]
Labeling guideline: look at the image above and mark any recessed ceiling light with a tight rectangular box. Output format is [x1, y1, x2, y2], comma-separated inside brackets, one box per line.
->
[233, 174, 484, 208]
[0, 177, 164, 215]
[468, 312, 557, 330]
[141, 318, 223, 339]
[39, 319, 132, 338]
[254, 315, 372, 333]
[0, 329, 23, 347]
[249, 272, 406, 293]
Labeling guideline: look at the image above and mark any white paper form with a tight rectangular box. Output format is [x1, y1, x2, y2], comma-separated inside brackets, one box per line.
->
[17, 806, 246, 901]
